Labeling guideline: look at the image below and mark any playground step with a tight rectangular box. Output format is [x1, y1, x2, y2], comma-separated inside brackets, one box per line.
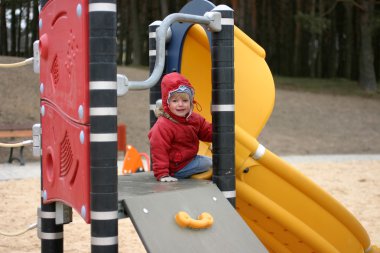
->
[118, 173, 268, 253]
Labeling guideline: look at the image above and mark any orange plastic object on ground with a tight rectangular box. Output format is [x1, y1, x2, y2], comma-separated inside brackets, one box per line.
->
[122, 145, 150, 174]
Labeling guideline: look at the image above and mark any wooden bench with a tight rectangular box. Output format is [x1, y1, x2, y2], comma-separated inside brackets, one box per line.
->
[0, 127, 33, 166]
[0, 124, 126, 165]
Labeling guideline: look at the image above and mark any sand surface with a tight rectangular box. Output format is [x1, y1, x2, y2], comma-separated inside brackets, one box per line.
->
[0, 159, 379, 252]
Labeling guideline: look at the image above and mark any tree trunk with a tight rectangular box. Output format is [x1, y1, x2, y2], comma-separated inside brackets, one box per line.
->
[265, 0, 275, 67]
[237, 0, 245, 29]
[250, 0, 257, 39]
[140, 0, 149, 66]
[277, 0, 293, 76]
[358, 0, 377, 92]
[117, 0, 125, 64]
[0, 0, 8, 55]
[293, 0, 302, 76]
[316, 0, 324, 77]
[24, 0, 31, 56]
[326, 11, 338, 78]
[308, 0, 317, 78]
[160, 0, 169, 19]
[130, 0, 142, 65]
[17, 2, 23, 56]
[30, 0, 39, 55]
[10, 1, 17, 56]
[342, 2, 353, 79]
[124, 0, 132, 66]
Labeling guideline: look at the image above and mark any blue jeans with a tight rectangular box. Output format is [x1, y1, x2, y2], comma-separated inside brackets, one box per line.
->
[174, 155, 212, 179]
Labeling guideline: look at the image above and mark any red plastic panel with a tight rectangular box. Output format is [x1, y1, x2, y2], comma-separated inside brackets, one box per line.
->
[41, 102, 90, 223]
[39, 0, 89, 124]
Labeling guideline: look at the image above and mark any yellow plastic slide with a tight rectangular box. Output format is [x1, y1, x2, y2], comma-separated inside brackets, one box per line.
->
[180, 24, 378, 253]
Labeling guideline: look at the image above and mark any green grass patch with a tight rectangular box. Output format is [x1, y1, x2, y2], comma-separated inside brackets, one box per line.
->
[274, 76, 380, 99]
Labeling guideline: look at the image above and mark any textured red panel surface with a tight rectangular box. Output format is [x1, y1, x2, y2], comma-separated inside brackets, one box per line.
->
[41, 102, 90, 223]
[39, 0, 90, 223]
[39, 0, 89, 124]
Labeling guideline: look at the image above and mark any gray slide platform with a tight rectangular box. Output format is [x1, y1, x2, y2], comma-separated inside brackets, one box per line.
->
[118, 172, 268, 253]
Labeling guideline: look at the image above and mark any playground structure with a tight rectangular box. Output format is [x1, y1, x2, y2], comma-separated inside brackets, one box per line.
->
[13, 0, 377, 252]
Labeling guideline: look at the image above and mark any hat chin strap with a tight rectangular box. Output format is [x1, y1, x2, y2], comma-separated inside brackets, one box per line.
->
[186, 107, 193, 121]
[184, 101, 194, 120]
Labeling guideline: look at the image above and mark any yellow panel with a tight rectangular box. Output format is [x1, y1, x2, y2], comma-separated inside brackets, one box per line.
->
[181, 25, 212, 122]
[241, 166, 363, 252]
[181, 25, 275, 138]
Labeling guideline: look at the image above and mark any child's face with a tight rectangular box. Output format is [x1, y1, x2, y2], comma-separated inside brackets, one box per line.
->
[168, 93, 191, 117]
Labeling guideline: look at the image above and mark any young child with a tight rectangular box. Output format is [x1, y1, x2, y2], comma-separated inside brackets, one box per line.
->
[148, 72, 212, 182]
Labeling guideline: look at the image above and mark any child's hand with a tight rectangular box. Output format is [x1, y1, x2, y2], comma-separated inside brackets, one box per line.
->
[160, 176, 178, 182]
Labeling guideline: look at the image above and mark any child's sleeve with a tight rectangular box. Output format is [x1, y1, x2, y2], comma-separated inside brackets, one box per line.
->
[198, 116, 212, 143]
[149, 122, 173, 180]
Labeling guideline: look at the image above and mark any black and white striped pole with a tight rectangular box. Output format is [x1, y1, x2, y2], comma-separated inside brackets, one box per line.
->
[211, 5, 236, 207]
[148, 21, 163, 128]
[89, 1, 118, 253]
[39, 197, 63, 253]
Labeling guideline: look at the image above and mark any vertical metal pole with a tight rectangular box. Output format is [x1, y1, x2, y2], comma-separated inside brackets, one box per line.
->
[40, 203, 63, 253]
[211, 5, 236, 207]
[39, 1, 64, 252]
[148, 21, 163, 129]
[89, 1, 118, 253]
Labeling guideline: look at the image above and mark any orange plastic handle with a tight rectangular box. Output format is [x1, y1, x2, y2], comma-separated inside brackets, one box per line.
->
[175, 211, 214, 229]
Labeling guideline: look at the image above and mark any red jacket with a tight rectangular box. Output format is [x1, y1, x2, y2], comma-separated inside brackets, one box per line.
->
[148, 73, 212, 180]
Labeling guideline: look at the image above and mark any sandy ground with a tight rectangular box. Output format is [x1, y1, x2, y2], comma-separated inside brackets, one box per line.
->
[1, 56, 380, 252]
[296, 160, 380, 247]
[0, 178, 145, 253]
[0, 159, 379, 252]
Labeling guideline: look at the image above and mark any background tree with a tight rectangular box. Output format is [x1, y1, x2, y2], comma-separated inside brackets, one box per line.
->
[23, 0, 31, 56]
[0, 0, 8, 55]
[10, 0, 16, 56]
[357, 0, 377, 92]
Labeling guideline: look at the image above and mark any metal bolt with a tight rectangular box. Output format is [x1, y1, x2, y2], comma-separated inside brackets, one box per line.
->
[81, 205, 86, 219]
[42, 190, 47, 201]
[79, 130, 84, 144]
[76, 4, 82, 17]
[40, 83, 44, 94]
[78, 105, 83, 119]
[143, 208, 149, 214]
[40, 105, 45, 116]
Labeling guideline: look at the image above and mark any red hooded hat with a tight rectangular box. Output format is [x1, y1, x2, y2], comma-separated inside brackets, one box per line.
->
[161, 72, 195, 123]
